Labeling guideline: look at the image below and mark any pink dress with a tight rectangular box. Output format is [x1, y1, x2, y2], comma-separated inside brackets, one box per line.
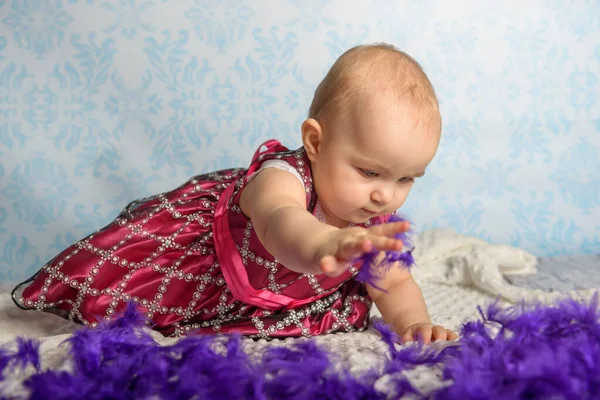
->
[12, 140, 390, 339]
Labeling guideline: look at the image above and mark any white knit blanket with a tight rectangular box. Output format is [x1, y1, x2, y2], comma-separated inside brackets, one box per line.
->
[0, 229, 596, 397]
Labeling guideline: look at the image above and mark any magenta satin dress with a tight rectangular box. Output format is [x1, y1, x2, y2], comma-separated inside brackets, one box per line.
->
[12, 140, 390, 339]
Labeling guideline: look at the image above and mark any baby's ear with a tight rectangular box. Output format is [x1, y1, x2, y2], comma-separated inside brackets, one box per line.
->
[301, 118, 323, 161]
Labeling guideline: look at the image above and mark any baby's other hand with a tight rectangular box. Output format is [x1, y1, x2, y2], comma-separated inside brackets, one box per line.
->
[316, 220, 409, 277]
[401, 323, 458, 344]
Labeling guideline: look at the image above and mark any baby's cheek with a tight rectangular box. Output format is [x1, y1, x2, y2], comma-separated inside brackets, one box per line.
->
[394, 185, 413, 207]
[335, 181, 363, 201]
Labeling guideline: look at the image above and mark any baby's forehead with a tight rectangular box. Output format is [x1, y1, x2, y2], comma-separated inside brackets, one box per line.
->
[347, 128, 438, 176]
[338, 78, 436, 121]
[344, 96, 440, 150]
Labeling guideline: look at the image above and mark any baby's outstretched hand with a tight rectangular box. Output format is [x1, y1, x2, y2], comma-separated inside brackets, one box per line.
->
[316, 220, 409, 277]
[401, 322, 458, 344]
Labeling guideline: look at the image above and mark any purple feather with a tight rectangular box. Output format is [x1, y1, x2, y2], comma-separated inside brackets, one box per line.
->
[3, 294, 600, 399]
[354, 213, 416, 289]
[260, 339, 398, 399]
[0, 338, 40, 381]
[435, 293, 600, 399]
[372, 320, 445, 397]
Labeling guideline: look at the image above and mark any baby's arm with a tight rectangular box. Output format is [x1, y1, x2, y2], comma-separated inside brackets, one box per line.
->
[367, 266, 457, 343]
[239, 168, 407, 275]
[239, 168, 337, 275]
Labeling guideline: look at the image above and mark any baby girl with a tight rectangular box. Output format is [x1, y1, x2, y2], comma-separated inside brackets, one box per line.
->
[12, 43, 457, 344]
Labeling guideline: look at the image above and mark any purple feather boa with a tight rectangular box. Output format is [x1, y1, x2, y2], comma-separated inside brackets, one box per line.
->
[354, 213, 415, 288]
[2, 294, 599, 399]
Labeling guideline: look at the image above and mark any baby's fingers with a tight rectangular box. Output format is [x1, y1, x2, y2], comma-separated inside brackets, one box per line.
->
[401, 330, 414, 344]
[369, 221, 410, 237]
[446, 329, 459, 341]
[416, 325, 434, 344]
[431, 326, 459, 342]
[431, 325, 449, 342]
[367, 235, 404, 252]
[320, 255, 343, 276]
[320, 238, 373, 276]
[339, 236, 373, 260]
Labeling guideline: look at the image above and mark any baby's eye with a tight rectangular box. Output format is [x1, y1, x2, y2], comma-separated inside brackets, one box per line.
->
[398, 177, 414, 183]
[359, 169, 380, 178]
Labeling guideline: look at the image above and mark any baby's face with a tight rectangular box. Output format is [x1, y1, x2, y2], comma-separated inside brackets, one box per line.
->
[312, 93, 440, 227]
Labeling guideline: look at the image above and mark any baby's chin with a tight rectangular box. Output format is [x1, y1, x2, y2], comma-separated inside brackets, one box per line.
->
[323, 207, 375, 227]
[345, 213, 375, 225]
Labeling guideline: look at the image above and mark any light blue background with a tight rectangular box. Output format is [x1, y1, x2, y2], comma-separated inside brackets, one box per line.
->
[0, 0, 599, 282]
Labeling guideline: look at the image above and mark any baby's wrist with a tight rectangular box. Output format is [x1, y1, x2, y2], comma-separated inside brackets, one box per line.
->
[309, 228, 338, 264]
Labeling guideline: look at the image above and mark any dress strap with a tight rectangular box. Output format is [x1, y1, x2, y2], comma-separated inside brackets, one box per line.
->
[251, 139, 284, 163]
[247, 139, 291, 178]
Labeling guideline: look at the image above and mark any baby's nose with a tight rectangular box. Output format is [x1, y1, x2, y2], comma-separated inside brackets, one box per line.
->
[371, 186, 394, 205]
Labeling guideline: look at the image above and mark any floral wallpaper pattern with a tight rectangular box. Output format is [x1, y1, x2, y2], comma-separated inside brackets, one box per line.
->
[0, 0, 598, 281]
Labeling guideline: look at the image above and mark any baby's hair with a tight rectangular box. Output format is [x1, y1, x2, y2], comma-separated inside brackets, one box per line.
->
[308, 43, 440, 130]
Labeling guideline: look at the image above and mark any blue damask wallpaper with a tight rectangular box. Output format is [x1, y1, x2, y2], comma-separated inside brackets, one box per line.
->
[0, 0, 598, 281]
